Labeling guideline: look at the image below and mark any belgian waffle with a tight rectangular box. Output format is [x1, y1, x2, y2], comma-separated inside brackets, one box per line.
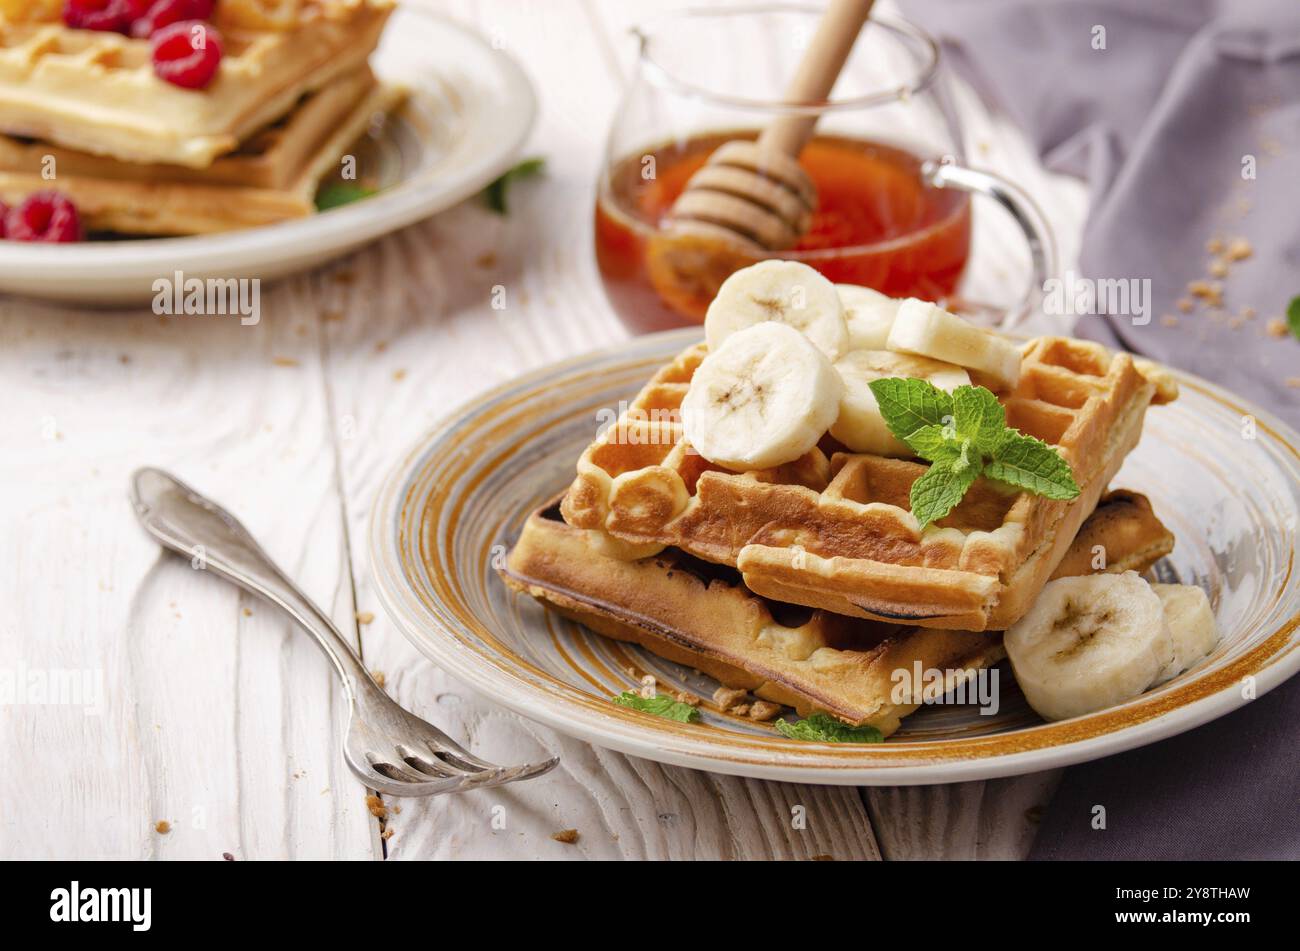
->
[0, 0, 393, 167]
[504, 491, 1175, 735]
[0, 69, 405, 234]
[562, 336, 1179, 632]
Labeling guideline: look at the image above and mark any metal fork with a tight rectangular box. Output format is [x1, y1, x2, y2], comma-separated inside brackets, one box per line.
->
[129, 467, 558, 797]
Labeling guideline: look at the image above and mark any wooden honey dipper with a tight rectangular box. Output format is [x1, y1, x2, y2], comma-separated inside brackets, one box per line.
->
[647, 0, 877, 318]
[666, 0, 876, 251]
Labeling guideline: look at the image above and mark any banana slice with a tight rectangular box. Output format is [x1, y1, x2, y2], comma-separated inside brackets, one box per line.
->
[705, 260, 848, 360]
[886, 298, 1022, 391]
[837, 284, 900, 351]
[1152, 584, 1217, 682]
[830, 350, 970, 456]
[1004, 572, 1173, 721]
[682, 322, 841, 472]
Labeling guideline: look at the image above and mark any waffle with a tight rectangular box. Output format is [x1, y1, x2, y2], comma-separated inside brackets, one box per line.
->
[0, 0, 393, 167]
[0, 69, 404, 234]
[562, 336, 1179, 632]
[503, 491, 1174, 735]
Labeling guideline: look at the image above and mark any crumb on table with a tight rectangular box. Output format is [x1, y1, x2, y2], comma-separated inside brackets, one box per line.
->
[154, 820, 170, 835]
[551, 829, 580, 845]
[365, 794, 387, 819]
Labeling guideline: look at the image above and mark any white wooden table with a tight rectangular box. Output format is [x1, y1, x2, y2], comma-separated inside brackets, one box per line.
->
[0, 0, 1088, 860]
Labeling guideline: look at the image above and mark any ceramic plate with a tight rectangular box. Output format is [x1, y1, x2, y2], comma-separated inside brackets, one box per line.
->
[370, 328, 1300, 785]
[0, 7, 536, 305]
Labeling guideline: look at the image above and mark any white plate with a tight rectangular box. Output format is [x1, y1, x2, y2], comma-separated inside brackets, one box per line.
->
[0, 7, 536, 305]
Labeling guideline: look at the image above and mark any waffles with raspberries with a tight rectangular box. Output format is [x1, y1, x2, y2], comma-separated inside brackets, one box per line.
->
[0, 0, 393, 168]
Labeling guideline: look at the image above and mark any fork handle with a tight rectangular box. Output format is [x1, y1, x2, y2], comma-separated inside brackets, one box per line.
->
[129, 467, 383, 712]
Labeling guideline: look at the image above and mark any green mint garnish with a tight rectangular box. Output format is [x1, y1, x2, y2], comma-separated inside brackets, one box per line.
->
[316, 183, 376, 211]
[612, 690, 700, 723]
[1287, 296, 1300, 341]
[867, 378, 1081, 529]
[775, 714, 884, 743]
[481, 156, 545, 214]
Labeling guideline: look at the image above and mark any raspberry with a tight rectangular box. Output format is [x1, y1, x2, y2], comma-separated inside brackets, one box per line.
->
[6, 192, 84, 243]
[64, 0, 149, 32]
[151, 20, 222, 89]
[130, 0, 215, 38]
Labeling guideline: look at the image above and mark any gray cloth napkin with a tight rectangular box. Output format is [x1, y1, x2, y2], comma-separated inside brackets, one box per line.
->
[899, 0, 1300, 859]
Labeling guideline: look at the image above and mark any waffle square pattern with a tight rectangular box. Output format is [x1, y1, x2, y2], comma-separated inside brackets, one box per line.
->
[562, 335, 1178, 632]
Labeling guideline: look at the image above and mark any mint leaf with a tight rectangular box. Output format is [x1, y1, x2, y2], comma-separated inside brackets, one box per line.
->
[910, 455, 982, 528]
[952, 385, 1006, 454]
[612, 690, 700, 723]
[1287, 296, 1300, 342]
[775, 714, 883, 743]
[905, 424, 963, 464]
[985, 432, 1081, 500]
[868, 377, 954, 441]
[481, 156, 545, 214]
[316, 183, 376, 211]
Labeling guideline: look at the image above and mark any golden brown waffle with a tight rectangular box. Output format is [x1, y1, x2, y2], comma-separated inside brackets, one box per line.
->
[562, 336, 1179, 632]
[504, 491, 1174, 735]
[0, 0, 393, 167]
[0, 69, 405, 234]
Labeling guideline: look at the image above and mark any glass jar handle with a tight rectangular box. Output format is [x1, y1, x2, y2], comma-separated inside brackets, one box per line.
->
[921, 159, 1057, 330]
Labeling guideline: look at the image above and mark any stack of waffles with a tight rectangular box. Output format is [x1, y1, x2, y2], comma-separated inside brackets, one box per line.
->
[503, 321, 1181, 736]
[0, 0, 400, 235]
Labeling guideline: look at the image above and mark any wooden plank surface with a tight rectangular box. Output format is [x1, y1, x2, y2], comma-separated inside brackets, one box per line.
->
[0, 0, 1088, 860]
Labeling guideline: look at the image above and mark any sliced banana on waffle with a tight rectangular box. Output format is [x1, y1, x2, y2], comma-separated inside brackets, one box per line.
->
[1004, 572, 1173, 721]
[705, 260, 849, 360]
[887, 298, 1022, 391]
[830, 350, 970, 456]
[683, 322, 841, 472]
[837, 284, 900, 351]
[1152, 583, 1217, 682]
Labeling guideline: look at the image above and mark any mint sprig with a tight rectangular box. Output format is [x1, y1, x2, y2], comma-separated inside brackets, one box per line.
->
[612, 690, 700, 723]
[867, 378, 1081, 529]
[775, 714, 884, 743]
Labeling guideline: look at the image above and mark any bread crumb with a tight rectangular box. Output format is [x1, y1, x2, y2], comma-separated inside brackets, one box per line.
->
[673, 691, 700, 707]
[1225, 237, 1252, 261]
[1286, 377, 1300, 388]
[356, 611, 375, 625]
[551, 829, 580, 844]
[1187, 280, 1223, 306]
[393, 369, 407, 382]
[365, 795, 387, 819]
[154, 820, 170, 834]
[1206, 237, 1224, 255]
[272, 356, 300, 367]
[1208, 259, 1228, 278]
[1161, 315, 1179, 327]
[242, 607, 252, 617]
[712, 686, 749, 711]
[748, 700, 782, 721]
[1175, 298, 1193, 313]
[371, 670, 386, 688]
[1241, 306, 1256, 319]
[476, 252, 497, 269]
[1266, 318, 1288, 338]
[381, 827, 395, 841]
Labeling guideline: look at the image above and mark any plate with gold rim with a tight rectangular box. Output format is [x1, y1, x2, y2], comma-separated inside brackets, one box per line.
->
[370, 328, 1300, 785]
